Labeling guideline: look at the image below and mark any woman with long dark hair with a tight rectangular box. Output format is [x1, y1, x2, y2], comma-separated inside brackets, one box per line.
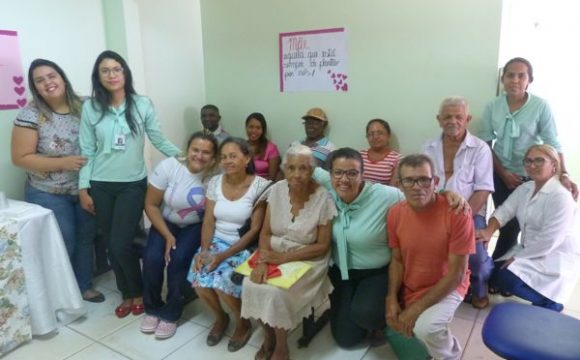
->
[12, 58, 103, 303]
[245, 112, 280, 180]
[187, 137, 271, 352]
[79, 50, 181, 318]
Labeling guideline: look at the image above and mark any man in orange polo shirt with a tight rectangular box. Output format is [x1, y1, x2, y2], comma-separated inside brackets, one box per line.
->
[386, 154, 475, 360]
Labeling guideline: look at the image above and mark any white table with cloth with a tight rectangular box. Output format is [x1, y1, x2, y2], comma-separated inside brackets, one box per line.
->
[0, 200, 86, 356]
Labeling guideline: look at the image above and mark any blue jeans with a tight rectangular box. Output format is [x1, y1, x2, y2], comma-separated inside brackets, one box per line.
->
[142, 221, 202, 321]
[25, 183, 97, 293]
[469, 215, 494, 298]
[491, 262, 563, 312]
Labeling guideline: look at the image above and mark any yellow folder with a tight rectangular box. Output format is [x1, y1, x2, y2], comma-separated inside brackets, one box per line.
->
[235, 255, 312, 289]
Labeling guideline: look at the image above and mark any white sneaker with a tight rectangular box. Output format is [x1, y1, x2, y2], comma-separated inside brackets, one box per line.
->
[140, 315, 159, 333]
[155, 320, 177, 339]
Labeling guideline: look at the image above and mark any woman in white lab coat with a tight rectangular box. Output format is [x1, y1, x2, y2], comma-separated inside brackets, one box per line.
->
[476, 144, 579, 312]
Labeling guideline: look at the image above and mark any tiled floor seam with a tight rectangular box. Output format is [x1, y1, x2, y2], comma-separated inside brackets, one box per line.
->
[65, 323, 136, 360]
[459, 316, 477, 360]
[160, 324, 220, 360]
[57, 329, 94, 360]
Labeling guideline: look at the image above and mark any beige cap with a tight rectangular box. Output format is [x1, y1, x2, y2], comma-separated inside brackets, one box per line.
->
[301, 107, 328, 122]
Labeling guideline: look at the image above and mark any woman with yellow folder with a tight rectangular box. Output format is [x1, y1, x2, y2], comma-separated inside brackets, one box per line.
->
[241, 144, 337, 360]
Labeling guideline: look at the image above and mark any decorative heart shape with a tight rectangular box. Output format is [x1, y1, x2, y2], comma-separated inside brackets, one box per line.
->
[338, 80, 343, 85]
[343, 75, 348, 79]
[14, 86, 25, 95]
[341, 83, 348, 91]
[17, 98, 27, 107]
[13, 76, 24, 85]
[331, 73, 336, 78]
[335, 84, 340, 90]
[327, 70, 331, 74]
[333, 79, 337, 84]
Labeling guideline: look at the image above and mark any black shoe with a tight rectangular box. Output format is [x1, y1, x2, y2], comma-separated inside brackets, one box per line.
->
[82, 290, 105, 303]
[182, 288, 198, 305]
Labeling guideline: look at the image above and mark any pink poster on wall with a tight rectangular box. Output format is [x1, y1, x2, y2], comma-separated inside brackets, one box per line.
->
[279, 27, 348, 93]
[0, 30, 27, 110]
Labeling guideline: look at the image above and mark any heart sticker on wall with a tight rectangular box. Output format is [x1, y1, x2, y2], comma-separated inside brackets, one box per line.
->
[327, 70, 349, 92]
[13, 76, 24, 85]
[14, 86, 25, 96]
[17, 99, 27, 107]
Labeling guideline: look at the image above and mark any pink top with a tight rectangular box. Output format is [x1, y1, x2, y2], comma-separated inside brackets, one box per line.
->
[360, 149, 401, 185]
[253, 141, 280, 178]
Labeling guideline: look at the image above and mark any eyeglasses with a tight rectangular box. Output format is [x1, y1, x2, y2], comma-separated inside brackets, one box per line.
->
[400, 176, 433, 188]
[522, 157, 547, 167]
[99, 67, 124, 76]
[331, 169, 360, 180]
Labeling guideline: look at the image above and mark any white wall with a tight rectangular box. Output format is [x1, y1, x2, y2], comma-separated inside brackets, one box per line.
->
[200, 0, 503, 156]
[134, 0, 206, 166]
[0, 0, 206, 198]
[500, 0, 580, 179]
[0, 0, 505, 200]
[0, 0, 107, 199]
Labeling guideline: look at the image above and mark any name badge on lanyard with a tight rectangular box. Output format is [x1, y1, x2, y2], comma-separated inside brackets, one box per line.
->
[112, 132, 127, 150]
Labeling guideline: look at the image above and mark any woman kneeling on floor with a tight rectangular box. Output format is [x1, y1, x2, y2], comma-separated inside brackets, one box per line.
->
[477, 144, 580, 312]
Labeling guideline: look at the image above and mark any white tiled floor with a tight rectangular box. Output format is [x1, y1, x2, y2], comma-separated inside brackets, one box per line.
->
[5, 270, 580, 360]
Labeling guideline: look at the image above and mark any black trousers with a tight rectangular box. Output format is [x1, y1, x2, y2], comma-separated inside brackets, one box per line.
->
[328, 265, 388, 348]
[90, 179, 147, 299]
[491, 172, 522, 260]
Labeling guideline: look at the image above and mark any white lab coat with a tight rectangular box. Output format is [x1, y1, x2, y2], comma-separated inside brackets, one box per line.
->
[494, 177, 580, 303]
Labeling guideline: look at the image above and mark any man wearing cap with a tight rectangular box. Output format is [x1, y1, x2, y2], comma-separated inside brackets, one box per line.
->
[200, 104, 229, 145]
[291, 107, 337, 169]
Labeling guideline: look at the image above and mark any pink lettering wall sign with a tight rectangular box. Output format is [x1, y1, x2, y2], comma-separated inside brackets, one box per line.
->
[0, 30, 27, 110]
[279, 28, 348, 93]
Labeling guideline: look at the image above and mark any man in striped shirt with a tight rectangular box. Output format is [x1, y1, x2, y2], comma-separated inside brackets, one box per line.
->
[291, 107, 336, 169]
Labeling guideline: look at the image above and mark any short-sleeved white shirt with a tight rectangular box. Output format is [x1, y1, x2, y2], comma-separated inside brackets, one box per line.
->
[149, 157, 206, 226]
[423, 131, 494, 216]
[207, 174, 270, 244]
